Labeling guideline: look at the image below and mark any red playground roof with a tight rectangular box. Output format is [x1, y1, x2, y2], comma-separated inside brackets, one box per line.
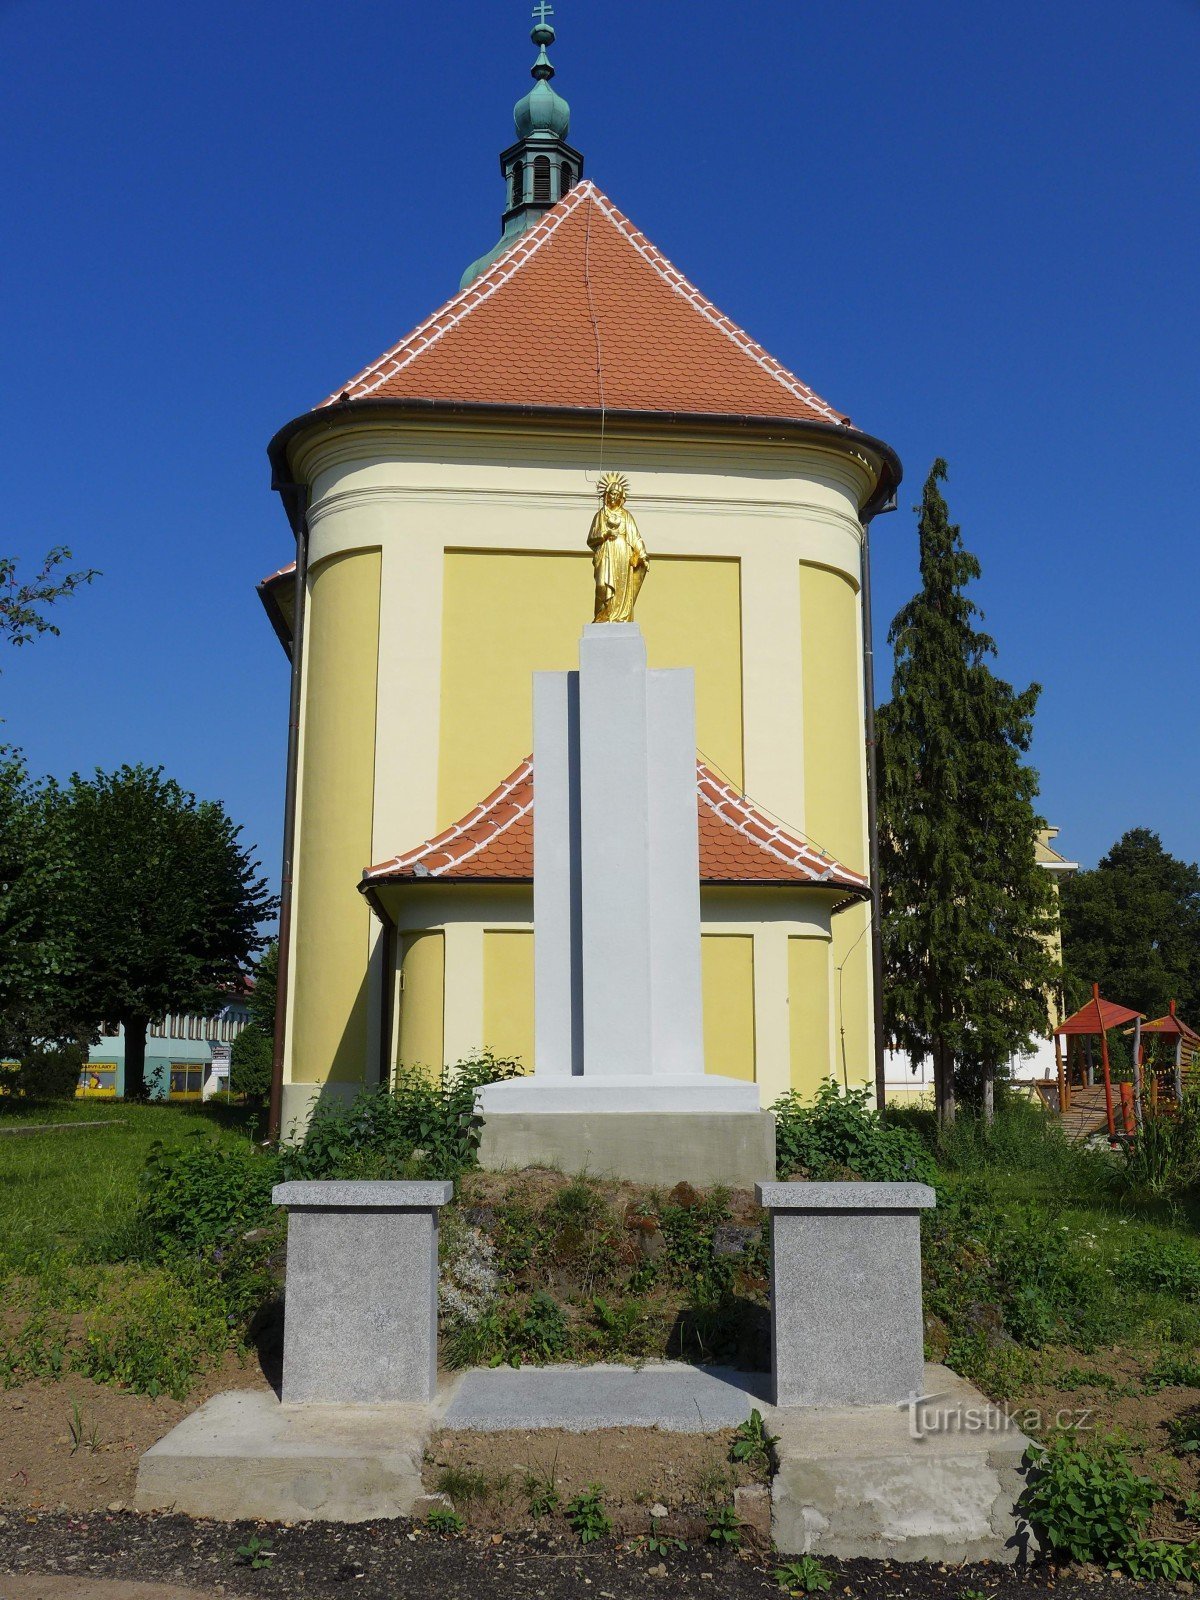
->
[1055, 993, 1145, 1036]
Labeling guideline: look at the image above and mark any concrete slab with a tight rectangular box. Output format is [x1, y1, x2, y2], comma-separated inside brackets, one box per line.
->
[441, 1362, 771, 1432]
[135, 1389, 430, 1523]
[771, 1364, 1036, 1564]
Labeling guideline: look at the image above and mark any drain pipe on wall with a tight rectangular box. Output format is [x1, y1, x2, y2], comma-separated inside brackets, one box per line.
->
[861, 492, 896, 1112]
[267, 484, 310, 1144]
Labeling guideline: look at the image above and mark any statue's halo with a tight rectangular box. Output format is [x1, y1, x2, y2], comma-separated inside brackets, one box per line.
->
[597, 471, 629, 499]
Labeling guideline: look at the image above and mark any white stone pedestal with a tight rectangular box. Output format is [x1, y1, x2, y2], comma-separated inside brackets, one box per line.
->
[757, 1181, 936, 1407]
[477, 624, 774, 1186]
[272, 1180, 452, 1405]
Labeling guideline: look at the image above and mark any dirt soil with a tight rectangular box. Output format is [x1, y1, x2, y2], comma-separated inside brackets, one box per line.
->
[0, 1513, 1189, 1600]
[423, 1425, 765, 1541]
[0, 1357, 272, 1515]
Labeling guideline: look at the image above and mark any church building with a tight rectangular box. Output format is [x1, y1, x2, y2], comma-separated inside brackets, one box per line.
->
[259, 12, 901, 1136]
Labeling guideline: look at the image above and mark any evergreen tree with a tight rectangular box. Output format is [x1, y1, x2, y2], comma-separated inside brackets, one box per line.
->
[877, 460, 1058, 1120]
[59, 766, 275, 1098]
[247, 940, 278, 1039]
[1060, 829, 1200, 1020]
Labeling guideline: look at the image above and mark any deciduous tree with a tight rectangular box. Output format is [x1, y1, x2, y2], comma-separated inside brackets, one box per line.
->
[1060, 829, 1200, 1021]
[60, 766, 275, 1098]
[877, 460, 1058, 1121]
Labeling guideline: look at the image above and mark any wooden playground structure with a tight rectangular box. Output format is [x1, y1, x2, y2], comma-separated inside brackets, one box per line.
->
[1043, 983, 1198, 1142]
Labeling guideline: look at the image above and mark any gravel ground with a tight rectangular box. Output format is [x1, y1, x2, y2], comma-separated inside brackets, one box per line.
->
[0, 1512, 1187, 1600]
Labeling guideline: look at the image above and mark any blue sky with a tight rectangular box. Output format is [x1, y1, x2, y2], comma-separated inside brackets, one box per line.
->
[2, 0, 1197, 886]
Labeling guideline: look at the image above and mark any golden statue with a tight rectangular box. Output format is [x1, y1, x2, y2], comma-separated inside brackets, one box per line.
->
[588, 472, 648, 623]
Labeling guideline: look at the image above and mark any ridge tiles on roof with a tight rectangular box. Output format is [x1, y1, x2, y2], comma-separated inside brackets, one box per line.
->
[363, 756, 867, 894]
[320, 181, 847, 427]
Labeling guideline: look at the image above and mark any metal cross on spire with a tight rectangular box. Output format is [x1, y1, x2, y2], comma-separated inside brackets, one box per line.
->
[532, 1, 555, 27]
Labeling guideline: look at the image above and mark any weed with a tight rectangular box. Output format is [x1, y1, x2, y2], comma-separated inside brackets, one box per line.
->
[1181, 1491, 1200, 1522]
[427, 1506, 465, 1535]
[565, 1484, 611, 1544]
[773, 1555, 834, 1594]
[590, 1294, 651, 1355]
[730, 1407, 778, 1472]
[522, 1455, 560, 1518]
[435, 1465, 493, 1503]
[773, 1082, 935, 1184]
[644, 1526, 687, 1556]
[1144, 1351, 1200, 1391]
[706, 1502, 742, 1548]
[1170, 1411, 1200, 1455]
[234, 1534, 275, 1570]
[1115, 1238, 1200, 1301]
[1119, 1537, 1200, 1582]
[1021, 1434, 1161, 1566]
[959, 1590, 989, 1600]
[519, 1290, 568, 1361]
[67, 1400, 99, 1455]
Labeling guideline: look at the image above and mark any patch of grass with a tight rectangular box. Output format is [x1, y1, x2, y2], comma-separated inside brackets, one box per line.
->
[426, 1506, 464, 1535]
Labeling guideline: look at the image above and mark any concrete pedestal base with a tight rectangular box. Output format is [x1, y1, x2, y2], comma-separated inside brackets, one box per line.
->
[478, 1107, 776, 1187]
[771, 1365, 1036, 1564]
[135, 1390, 431, 1522]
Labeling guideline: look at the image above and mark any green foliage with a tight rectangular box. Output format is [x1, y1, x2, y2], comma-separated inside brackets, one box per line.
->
[876, 459, 1058, 1114]
[247, 940, 278, 1038]
[523, 1458, 561, 1519]
[77, 1269, 229, 1399]
[1145, 1351, 1200, 1391]
[772, 1082, 935, 1182]
[774, 1555, 834, 1594]
[590, 1295, 652, 1356]
[234, 1534, 275, 1569]
[67, 1399, 99, 1454]
[1121, 1096, 1200, 1198]
[565, 1484, 611, 1544]
[0, 755, 91, 1060]
[730, 1408, 778, 1472]
[230, 1023, 273, 1105]
[427, 1506, 465, 1535]
[285, 1053, 521, 1180]
[1169, 1411, 1200, 1455]
[1061, 829, 1200, 1023]
[11, 1041, 87, 1099]
[923, 1186, 1125, 1371]
[928, 1096, 1112, 1197]
[0, 547, 97, 653]
[644, 1516, 687, 1556]
[56, 764, 274, 1097]
[519, 1290, 568, 1360]
[1118, 1538, 1200, 1582]
[1021, 1434, 1161, 1566]
[1114, 1237, 1200, 1301]
[136, 1136, 280, 1255]
[706, 1502, 742, 1548]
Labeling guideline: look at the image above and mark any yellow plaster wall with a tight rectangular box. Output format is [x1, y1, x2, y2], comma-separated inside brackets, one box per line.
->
[701, 933, 756, 1082]
[788, 935, 832, 1098]
[290, 550, 381, 1085]
[799, 564, 864, 872]
[483, 930, 535, 1071]
[396, 930, 445, 1077]
[438, 552, 743, 828]
[799, 563, 872, 1093]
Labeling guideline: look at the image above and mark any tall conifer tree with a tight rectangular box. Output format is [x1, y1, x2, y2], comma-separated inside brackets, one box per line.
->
[877, 460, 1057, 1120]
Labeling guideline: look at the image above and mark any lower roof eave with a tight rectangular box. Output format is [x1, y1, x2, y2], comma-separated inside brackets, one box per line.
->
[361, 874, 870, 904]
[269, 398, 902, 524]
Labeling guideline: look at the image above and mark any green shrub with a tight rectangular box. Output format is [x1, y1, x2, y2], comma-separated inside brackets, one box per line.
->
[566, 1484, 611, 1544]
[230, 1023, 273, 1104]
[1114, 1237, 1200, 1301]
[1021, 1434, 1161, 1566]
[282, 1052, 521, 1181]
[772, 1083, 935, 1184]
[10, 1042, 87, 1099]
[135, 1137, 280, 1255]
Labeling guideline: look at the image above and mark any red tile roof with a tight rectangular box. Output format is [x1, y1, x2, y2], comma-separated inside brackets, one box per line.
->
[321, 181, 848, 426]
[1055, 995, 1145, 1035]
[362, 756, 868, 897]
